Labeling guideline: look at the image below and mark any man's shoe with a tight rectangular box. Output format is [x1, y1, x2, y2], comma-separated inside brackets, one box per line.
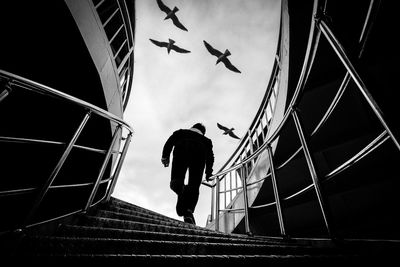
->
[183, 212, 196, 225]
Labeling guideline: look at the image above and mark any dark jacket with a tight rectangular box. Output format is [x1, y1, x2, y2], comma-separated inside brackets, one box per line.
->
[162, 129, 214, 177]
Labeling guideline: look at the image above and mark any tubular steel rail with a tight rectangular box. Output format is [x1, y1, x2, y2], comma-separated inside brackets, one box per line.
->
[0, 69, 133, 232]
[204, 0, 400, 239]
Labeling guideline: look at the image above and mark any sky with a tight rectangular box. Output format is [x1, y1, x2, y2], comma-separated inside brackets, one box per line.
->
[112, 0, 281, 227]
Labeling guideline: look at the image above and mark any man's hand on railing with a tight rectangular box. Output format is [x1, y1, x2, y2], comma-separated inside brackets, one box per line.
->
[161, 157, 169, 167]
[205, 173, 214, 182]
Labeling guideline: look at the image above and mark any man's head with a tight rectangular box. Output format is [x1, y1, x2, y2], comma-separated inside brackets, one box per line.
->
[192, 123, 206, 135]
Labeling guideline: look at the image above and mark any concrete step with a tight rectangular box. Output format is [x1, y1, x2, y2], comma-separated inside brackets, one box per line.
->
[57, 224, 284, 245]
[14, 253, 361, 266]
[17, 235, 347, 256]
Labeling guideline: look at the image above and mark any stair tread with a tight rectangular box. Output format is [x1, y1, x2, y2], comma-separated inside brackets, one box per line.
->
[58, 224, 283, 244]
[77, 215, 238, 237]
[11, 197, 377, 264]
[20, 235, 346, 257]
[11, 252, 365, 266]
[87, 209, 203, 229]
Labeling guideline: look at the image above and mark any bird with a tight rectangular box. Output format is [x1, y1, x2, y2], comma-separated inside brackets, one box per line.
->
[203, 40, 241, 73]
[149, 38, 191, 54]
[217, 123, 241, 139]
[156, 0, 188, 31]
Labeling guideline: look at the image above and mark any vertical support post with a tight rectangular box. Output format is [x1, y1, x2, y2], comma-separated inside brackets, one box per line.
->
[224, 173, 227, 208]
[292, 108, 333, 237]
[266, 144, 287, 237]
[229, 172, 233, 202]
[85, 125, 121, 211]
[240, 159, 252, 235]
[106, 130, 133, 201]
[260, 119, 266, 142]
[215, 175, 220, 231]
[23, 111, 91, 227]
[210, 180, 215, 222]
[317, 17, 400, 152]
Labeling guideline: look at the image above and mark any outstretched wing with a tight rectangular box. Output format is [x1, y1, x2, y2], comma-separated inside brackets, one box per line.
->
[171, 16, 188, 31]
[217, 123, 229, 132]
[149, 38, 167, 48]
[221, 58, 241, 73]
[204, 40, 223, 57]
[156, 0, 171, 14]
[172, 44, 190, 53]
[229, 132, 241, 139]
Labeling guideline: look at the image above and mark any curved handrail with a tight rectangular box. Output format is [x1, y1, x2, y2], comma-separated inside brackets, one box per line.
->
[0, 68, 134, 231]
[207, 0, 395, 237]
[0, 136, 117, 154]
[0, 69, 133, 133]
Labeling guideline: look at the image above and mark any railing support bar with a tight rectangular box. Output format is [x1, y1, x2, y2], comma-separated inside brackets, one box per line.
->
[292, 108, 334, 237]
[266, 145, 287, 237]
[317, 17, 400, 152]
[23, 111, 92, 227]
[85, 125, 122, 211]
[215, 176, 220, 231]
[240, 160, 252, 236]
[106, 131, 133, 201]
[210, 181, 215, 223]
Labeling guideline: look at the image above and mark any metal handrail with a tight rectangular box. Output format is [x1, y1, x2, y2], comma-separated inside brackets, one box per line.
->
[208, 0, 398, 238]
[0, 135, 121, 155]
[252, 130, 389, 210]
[0, 70, 132, 131]
[0, 69, 134, 231]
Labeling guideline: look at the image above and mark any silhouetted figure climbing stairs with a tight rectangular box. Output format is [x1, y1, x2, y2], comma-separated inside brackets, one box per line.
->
[5, 197, 396, 266]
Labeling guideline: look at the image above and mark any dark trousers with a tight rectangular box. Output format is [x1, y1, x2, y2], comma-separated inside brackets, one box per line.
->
[170, 155, 204, 217]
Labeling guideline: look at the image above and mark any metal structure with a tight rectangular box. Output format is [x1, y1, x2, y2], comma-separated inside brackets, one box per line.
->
[205, 0, 400, 242]
[0, 70, 133, 232]
[0, 0, 135, 235]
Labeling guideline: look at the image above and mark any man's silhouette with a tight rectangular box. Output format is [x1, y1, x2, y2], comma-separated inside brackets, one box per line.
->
[161, 123, 214, 224]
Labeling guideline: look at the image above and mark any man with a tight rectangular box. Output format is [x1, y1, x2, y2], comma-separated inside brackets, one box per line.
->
[161, 123, 214, 225]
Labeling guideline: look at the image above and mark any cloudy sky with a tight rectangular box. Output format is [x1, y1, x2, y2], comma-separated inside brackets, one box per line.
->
[112, 0, 281, 227]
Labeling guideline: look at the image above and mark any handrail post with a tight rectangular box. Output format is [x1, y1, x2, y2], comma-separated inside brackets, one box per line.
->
[240, 159, 252, 236]
[215, 175, 220, 231]
[292, 107, 334, 237]
[316, 16, 400, 152]
[23, 111, 92, 227]
[85, 125, 122, 211]
[210, 180, 215, 223]
[106, 130, 133, 202]
[266, 144, 287, 237]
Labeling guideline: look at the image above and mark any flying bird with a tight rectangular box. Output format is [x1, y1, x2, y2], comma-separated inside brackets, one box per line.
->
[217, 123, 241, 140]
[156, 0, 188, 31]
[203, 40, 241, 73]
[149, 38, 191, 54]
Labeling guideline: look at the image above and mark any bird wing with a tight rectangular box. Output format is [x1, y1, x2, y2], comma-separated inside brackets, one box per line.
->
[149, 38, 168, 48]
[172, 44, 191, 53]
[221, 58, 241, 73]
[203, 41, 223, 57]
[156, 0, 171, 14]
[217, 123, 229, 131]
[229, 131, 241, 139]
[171, 16, 188, 31]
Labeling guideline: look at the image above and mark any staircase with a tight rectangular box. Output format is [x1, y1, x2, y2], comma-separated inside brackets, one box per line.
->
[2, 197, 396, 266]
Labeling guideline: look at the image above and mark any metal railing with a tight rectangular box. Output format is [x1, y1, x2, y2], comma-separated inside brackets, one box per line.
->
[204, 0, 399, 239]
[92, 0, 134, 111]
[0, 69, 133, 232]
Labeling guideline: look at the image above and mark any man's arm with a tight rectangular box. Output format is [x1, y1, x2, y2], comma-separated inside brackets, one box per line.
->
[161, 131, 177, 167]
